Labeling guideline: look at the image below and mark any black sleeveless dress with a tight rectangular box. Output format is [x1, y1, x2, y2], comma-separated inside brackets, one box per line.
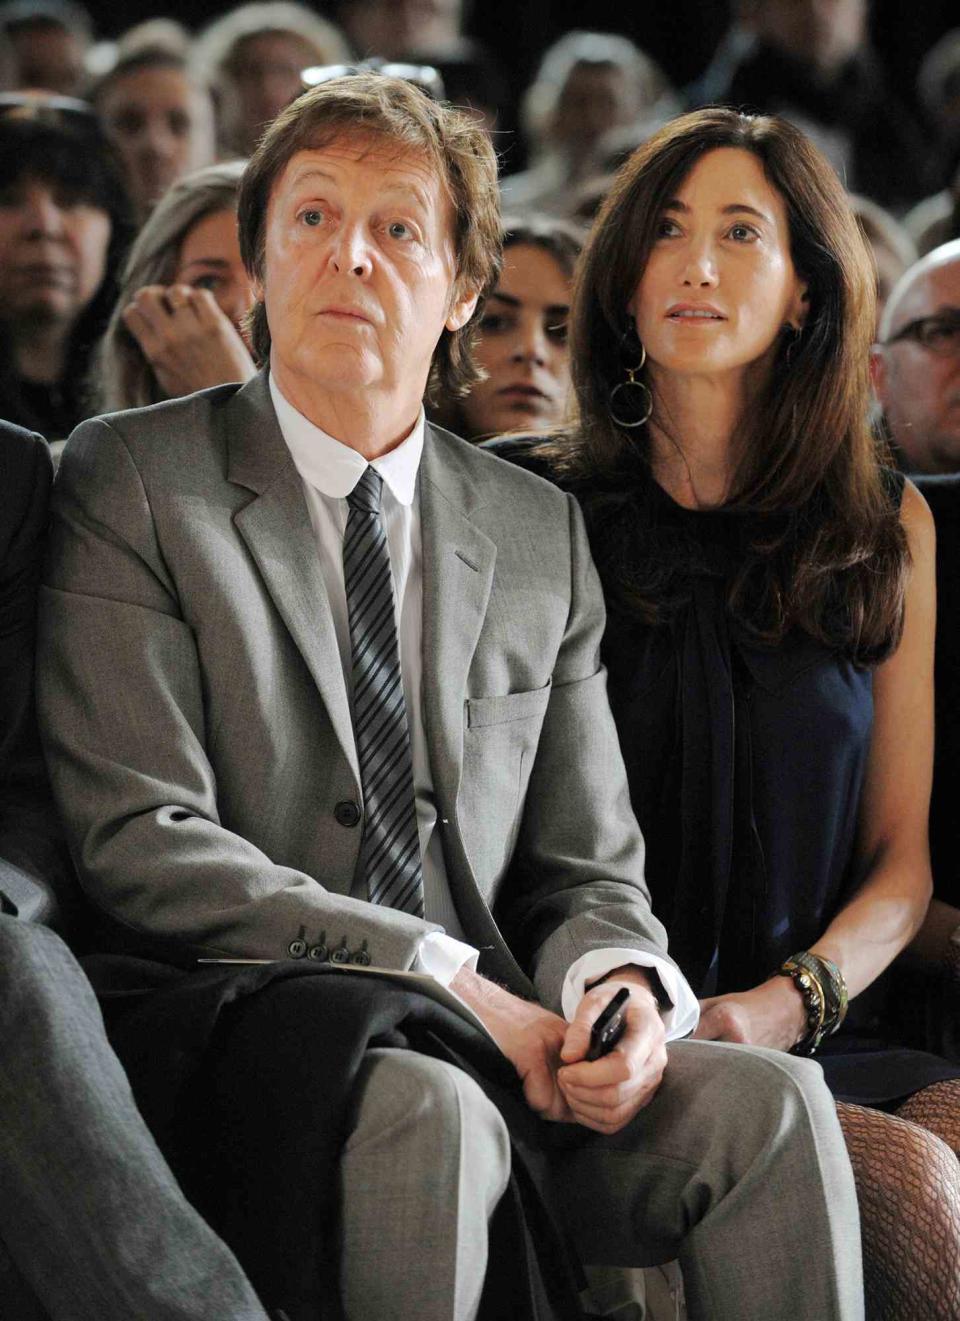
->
[487, 439, 958, 1107]
[594, 471, 958, 1105]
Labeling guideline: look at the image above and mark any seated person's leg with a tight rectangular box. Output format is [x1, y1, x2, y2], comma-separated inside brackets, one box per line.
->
[338, 1048, 511, 1321]
[0, 916, 269, 1321]
[547, 1037, 863, 1321]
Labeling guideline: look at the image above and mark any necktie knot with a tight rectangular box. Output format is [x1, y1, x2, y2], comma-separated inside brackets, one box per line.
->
[348, 466, 383, 515]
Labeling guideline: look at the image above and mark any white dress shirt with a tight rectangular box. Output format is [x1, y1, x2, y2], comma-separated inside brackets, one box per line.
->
[270, 376, 699, 1037]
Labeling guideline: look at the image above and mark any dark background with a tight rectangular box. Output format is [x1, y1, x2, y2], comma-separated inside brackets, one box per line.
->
[79, 0, 959, 101]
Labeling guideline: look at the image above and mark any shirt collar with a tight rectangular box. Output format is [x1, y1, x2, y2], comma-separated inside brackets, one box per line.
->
[269, 374, 423, 507]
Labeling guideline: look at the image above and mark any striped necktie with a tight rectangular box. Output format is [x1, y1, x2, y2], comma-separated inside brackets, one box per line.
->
[343, 465, 424, 917]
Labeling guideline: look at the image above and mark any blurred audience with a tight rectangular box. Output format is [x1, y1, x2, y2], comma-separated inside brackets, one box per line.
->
[94, 160, 255, 414]
[194, 3, 349, 157]
[872, 239, 960, 475]
[114, 18, 191, 63]
[0, 101, 132, 441]
[917, 28, 960, 195]
[693, 0, 930, 210]
[338, 0, 466, 62]
[905, 159, 960, 259]
[903, 29, 960, 257]
[91, 50, 216, 224]
[435, 216, 580, 441]
[336, 0, 509, 136]
[0, 0, 90, 98]
[502, 31, 677, 215]
[850, 194, 917, 328]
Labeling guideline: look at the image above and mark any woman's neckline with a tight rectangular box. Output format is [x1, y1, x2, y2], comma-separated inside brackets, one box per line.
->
[649, 477, 738, 516]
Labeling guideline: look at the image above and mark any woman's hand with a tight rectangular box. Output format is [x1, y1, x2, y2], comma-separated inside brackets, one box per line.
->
[692, 976, 807, 1053]
[121, 283, 256, 399]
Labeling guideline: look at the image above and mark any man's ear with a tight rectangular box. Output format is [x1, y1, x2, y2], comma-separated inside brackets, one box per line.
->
[445, 284, 480, 333]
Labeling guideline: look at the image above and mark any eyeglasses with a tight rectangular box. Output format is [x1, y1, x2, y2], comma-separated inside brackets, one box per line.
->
[882, 312, 960, 357]
[300, 60, 445, 102]
[0, 91, 98, 125]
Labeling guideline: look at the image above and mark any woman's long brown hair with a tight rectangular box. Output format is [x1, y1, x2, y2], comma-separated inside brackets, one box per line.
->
[550, 107, 908, 663]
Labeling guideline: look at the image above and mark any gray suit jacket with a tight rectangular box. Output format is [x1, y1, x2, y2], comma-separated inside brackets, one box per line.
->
[38, 371, 673, 1011]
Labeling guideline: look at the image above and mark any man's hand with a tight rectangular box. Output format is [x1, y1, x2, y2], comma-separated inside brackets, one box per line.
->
[451, 965, 573, 1121]
[692, 977, 806, 1052]
[557, 968, 667, 1134]
[122, 284, 257, 399]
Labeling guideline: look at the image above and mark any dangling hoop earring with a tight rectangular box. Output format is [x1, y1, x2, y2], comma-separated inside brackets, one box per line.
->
[609, 330, 653, 429]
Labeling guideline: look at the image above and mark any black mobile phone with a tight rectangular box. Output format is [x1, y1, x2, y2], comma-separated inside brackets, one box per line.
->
[585, 986, 630, 1061]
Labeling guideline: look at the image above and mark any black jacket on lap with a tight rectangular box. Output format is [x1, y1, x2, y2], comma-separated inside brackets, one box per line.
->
[87, 957, 589, 1321]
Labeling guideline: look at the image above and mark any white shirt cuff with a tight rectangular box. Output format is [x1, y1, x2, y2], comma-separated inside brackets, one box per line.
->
[560, 948, 700, 1040]
[413, 931, 479, 985]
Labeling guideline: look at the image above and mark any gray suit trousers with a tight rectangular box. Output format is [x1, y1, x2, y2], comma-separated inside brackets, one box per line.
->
[344, 1038, 864, 1321]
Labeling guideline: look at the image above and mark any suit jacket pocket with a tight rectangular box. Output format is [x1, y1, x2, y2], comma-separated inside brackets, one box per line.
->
[466, 681, 552, 729]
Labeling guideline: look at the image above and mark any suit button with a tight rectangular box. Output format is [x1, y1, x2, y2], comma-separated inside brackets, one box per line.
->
[288, 939, 307, 958]
[308, 944, 328, 962]
[334, 800, 361, 827]
[330, 944, 350, 964]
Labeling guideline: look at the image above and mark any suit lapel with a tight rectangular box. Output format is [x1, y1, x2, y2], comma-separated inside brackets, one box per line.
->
[225, 372, 359, 784]
[419, 427, 496, 809]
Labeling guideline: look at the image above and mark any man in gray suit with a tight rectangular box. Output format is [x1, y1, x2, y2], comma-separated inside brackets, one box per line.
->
[39, 74, 864, 1320]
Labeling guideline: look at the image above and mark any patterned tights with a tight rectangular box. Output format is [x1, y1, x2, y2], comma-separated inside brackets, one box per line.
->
[837, 1079, 960, 1320]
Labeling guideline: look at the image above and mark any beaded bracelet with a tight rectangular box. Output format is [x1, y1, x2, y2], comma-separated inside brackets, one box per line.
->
[778, 957, 827, 1055]
[793, 951, 848, 1036]
[778, 951, 848, 1055]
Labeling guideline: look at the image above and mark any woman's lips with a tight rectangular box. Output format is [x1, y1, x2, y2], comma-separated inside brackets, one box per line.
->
[497, 384, 549, 400]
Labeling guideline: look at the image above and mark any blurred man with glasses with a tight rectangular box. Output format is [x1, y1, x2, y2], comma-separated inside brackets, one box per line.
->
[873, 238, 960, 475]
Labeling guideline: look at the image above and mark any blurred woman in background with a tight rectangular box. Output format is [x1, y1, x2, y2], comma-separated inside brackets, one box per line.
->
[94, 159, 256, 415]
[0, 100, 132, 441]
[437, 216, 580, 441]
[91, 49, 217, 225]
[193, 2, 349, 157]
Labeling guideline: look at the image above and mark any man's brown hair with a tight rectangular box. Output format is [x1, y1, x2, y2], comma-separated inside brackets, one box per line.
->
[238, 72, 502, 402]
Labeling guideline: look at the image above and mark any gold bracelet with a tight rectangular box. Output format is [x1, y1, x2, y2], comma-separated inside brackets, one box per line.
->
[778, 958, 827, 1055]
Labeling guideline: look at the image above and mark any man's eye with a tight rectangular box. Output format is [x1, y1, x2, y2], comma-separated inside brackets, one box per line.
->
[388, 221, 411, 239]
[192, 274, 222, 291]
[300, 210, 323, 226]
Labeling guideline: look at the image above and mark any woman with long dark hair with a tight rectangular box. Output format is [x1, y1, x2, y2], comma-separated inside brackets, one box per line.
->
[0, 100, 133, 441]
[502, 107, 960, 1318]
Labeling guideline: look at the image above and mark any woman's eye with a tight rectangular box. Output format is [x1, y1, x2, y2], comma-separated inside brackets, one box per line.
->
[655, 218, 681, 239]
[546, 319, 568, 344]
[479, 313, 509, 333]
[388, 221, 411, 240]
[728, 223, 757, 242]
[300, 209, 323, 227]
[192, 274, 222, 292]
